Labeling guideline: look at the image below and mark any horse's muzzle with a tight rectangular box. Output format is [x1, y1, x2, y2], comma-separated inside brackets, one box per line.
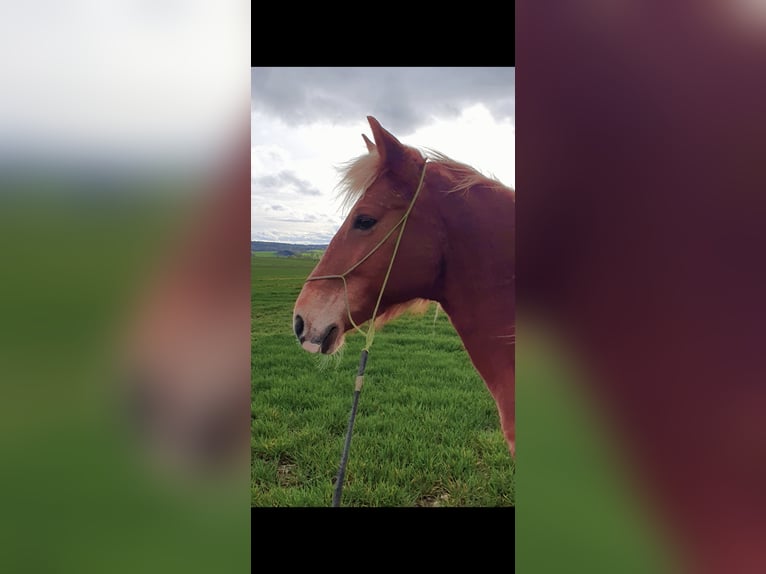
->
[294, 315, 342, 354]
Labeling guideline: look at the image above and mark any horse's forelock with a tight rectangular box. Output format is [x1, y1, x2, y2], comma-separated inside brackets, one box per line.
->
[335, 151, 383, 212]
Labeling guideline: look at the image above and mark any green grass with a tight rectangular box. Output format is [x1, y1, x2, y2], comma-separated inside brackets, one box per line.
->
[251, 256, 515, 506]
[0, 192, 248, 573]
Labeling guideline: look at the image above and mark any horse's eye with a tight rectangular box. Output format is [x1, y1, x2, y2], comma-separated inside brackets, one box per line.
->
[353, 215, 377, 230]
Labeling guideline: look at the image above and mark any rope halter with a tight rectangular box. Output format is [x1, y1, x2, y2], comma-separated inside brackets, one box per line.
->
[304, 159, 429, 352]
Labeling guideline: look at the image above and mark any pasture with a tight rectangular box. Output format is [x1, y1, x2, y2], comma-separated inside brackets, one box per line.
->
[251, 255, 515, 506]
[251, 250, 323, 260]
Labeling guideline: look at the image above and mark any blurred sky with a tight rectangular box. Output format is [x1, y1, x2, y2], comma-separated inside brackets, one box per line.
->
[251, 67, 515, 245]
[0, 1, 247, 176]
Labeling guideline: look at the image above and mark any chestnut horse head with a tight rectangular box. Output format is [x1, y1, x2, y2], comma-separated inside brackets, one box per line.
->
[293, 116, 516, 454]
[294, 117, 443, 354]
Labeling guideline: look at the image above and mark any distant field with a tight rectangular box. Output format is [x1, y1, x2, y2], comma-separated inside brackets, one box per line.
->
[251, 250, 324, 260]
[251, 255, 515, 507]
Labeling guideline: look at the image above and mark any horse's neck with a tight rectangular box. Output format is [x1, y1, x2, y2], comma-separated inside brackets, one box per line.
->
[436, 188, 515, 386]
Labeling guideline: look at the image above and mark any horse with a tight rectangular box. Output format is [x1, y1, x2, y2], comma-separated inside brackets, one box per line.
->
[293, 116, 515, 455]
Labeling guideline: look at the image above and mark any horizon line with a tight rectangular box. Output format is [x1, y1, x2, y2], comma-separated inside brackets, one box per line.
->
[251, 239, 329, 246]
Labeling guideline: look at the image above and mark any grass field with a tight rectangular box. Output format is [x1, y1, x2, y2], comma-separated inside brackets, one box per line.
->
[251, 255, 515, 506]
[251, 250, 323, 260]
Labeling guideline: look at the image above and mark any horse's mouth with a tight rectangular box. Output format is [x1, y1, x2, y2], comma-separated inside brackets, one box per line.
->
[320, 325, 339, 354]
[298, 322, 343, 354]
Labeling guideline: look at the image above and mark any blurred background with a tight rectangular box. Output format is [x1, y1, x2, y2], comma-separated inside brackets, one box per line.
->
[5, 1, 766, 571]
[0, 2, 250, 572]
[518, 1, 766, 573]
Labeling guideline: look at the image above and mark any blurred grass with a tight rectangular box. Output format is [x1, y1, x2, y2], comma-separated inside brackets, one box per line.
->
[0, 190, 248, 573]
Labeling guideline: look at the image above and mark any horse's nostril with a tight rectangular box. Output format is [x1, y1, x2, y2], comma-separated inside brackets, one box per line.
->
[294, 315, 304, 338]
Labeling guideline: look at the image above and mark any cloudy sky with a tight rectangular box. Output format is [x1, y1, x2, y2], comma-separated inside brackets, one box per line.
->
[2, 3, 248, 173]
[251, 67, 515, 245]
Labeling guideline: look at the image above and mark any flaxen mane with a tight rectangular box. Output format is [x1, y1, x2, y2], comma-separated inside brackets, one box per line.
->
[335, 146, 513, 212]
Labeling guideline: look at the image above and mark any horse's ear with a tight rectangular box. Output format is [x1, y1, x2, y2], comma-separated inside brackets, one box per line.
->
[367, 116, 423, 188]
[362, 133, 376, 153]
[367, 116, 407, 167]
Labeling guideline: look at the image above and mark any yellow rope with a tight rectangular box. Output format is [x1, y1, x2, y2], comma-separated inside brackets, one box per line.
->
[305, 160, 429, 352]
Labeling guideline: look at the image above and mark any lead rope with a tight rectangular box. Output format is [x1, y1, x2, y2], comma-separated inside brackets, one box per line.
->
[306, 160, 429, 507]
[330, 348, 367, 507]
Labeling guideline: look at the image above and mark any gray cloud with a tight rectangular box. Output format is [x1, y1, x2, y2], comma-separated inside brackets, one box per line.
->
[251, 169, 321, 196]
[251, 67, 514, 135]
[270, 213, 320, 223]
[252, 202, 328, 224]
